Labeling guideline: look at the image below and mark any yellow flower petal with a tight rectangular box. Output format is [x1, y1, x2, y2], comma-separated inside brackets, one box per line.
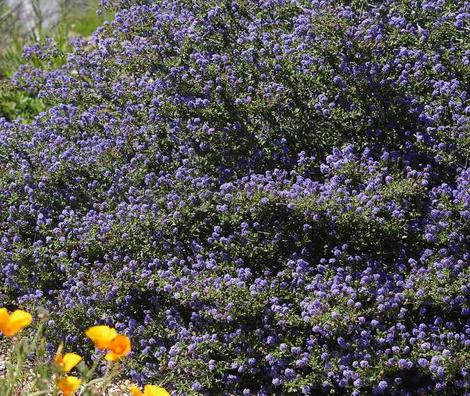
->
[105, 334, 131, 360]
[0, 308, 9, 335]
[130, 386, 144, 396]
[57, 376, 81, 396]
[144, 385, 171, 396]
[104, 351, 120, 361]
[85, 325, 117, 349]
[130, 385, 170, 396]
[0, 308, 32, 337]
[9, 310, 33, 328]
[56, 353, 82, 373]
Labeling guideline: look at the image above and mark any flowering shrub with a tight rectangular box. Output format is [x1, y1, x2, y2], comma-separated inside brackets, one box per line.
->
[0, 0, 469, 394]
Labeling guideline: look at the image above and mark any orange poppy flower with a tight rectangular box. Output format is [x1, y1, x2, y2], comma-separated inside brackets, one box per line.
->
[85, 325, 117, 349]
[105, 334, 131, 361]
[0, 308, 32, 337]
[55, 352, 82, 373]
[57, 376, 81, 396]
[130, 384, 170, 396]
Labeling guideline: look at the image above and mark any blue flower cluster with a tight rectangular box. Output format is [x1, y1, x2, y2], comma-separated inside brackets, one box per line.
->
[1, 0, 469, 394]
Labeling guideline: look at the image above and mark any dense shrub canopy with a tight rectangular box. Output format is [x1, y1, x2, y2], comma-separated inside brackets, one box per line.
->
[1, 0, 469, 394]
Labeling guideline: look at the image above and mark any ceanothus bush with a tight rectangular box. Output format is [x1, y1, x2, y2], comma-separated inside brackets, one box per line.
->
[0, 0, 469, 394]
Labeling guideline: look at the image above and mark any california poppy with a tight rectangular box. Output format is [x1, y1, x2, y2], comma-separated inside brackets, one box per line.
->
[85, 325, 117, 349]
[105, 334, 131, 361]
[130, 384, 170, 396]
[55, 352, 82, 373]
[57, 376, 81, 396]
[0, 308, 32, 337]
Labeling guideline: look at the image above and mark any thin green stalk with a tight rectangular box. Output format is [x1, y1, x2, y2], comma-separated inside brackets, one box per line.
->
[7, 338, 25, 396]
[82, 354, 103, 383]
[81, 360, 117, 392]
[28, 390, 50, 396]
